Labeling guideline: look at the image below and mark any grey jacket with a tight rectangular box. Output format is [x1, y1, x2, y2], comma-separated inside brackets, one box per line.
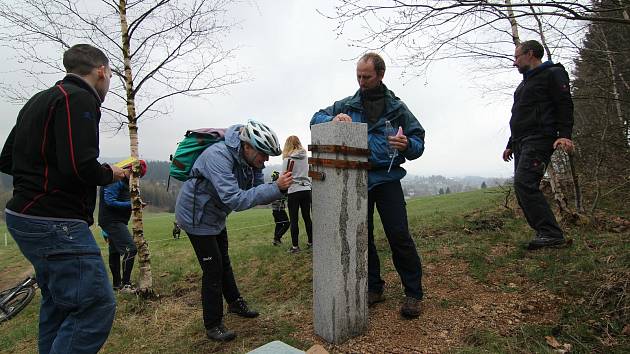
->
[175, 124, 282, 235]
[282, 149, 311, 194]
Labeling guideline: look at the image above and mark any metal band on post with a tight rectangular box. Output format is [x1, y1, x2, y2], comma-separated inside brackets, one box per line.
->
[308, 144, 370, 183]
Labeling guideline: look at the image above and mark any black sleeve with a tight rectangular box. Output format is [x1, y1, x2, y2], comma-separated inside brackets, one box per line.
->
[549, 67, 574, 139]
[0, 126, 15, 175]
[53, 89, 113, 186]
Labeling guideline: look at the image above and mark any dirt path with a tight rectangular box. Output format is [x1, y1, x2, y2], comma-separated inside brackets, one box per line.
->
[0, 264, 33, 291]
[291, 248, 562, 353]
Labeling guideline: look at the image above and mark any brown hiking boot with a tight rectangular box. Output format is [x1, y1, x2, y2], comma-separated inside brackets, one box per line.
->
[400, 296, 422, 319]
[368, 292, 385, 307]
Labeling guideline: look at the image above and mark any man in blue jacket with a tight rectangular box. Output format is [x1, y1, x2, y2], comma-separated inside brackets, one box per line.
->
[311, 52, 425, 319]
[175, 120, 292, 341]
[503, 40, 574, 250]
[98, 160, 147, 293]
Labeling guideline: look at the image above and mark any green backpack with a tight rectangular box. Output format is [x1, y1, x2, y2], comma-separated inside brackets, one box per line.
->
[169, 128, 225, 182]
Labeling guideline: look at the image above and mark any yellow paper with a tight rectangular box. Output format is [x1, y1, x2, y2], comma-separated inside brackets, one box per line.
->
[113, 157, 137, 168]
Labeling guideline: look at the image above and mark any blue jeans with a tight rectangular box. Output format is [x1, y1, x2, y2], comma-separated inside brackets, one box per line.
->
[5, 212, 116, 354]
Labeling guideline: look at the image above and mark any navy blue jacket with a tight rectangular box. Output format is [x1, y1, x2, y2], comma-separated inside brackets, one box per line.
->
[507, 61, 574, 149]
[98, 179, 132, 225]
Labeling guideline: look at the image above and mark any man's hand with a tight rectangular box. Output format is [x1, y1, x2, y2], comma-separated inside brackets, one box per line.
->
[111, 165, 128, 181]
[388, 135, 408, 151]
[502, 148, 513, 162]
[333, 113, 352, 122]
[276, 171, 293, 191]
[553, 138, 574, 154]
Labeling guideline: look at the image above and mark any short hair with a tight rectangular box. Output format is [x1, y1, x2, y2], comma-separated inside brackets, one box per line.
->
[518, 40, 544, 60]
[63, 44, 109, 75]
[359, 52, 386, 74]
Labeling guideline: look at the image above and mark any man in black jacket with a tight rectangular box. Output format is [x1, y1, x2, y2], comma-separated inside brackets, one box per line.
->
[0, 44, 127, 353]
[503, 40, 575, 250]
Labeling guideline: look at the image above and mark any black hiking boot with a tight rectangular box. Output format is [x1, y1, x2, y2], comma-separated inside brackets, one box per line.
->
[400, 296, 422, 319]
[228, 297, 259, 318]
[206, 324, 236, 342]
[368, 291, 385, 307]
[527, 236, 566, 250]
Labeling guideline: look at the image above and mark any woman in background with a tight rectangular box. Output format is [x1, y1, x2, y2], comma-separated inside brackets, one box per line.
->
[282, 136, 313, 253]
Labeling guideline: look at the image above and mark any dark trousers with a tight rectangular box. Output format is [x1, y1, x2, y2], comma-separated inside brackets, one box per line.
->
[102, 222, 137, 287]
[368, 180, 423, 299]
[513, 139, 564, 239]
[287, 190, 313, 247]
[188, 230, 241, 329]
[272, 210, 290, 240]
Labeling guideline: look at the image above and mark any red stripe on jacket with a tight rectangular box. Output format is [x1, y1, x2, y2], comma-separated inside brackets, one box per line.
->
[56, 84, 84, 183]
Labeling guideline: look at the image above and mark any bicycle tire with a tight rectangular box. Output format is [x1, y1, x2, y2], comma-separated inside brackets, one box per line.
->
[0, 286, 35, 322]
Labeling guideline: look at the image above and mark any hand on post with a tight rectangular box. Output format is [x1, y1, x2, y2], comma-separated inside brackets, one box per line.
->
[553, 138, 574, 154]
[332, 113, 352, 122]
[276, 171, 293, 192]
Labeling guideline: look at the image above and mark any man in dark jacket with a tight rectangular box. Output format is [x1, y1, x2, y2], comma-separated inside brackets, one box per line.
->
[503, 40, 575, 250]
[0, 44, 127, 353]
[311, 52, 425, 319]
[99, 160, 147, 293]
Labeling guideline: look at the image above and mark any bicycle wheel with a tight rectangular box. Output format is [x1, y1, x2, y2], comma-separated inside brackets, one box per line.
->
[0, 286, 35, 322]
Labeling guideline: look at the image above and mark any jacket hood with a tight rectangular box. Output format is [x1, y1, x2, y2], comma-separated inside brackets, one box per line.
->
[524, 60, 556, 80]
[224, 124, 244, 155]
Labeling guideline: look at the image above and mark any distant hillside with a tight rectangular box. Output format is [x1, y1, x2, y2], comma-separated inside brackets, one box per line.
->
[0, 161, 509, 209]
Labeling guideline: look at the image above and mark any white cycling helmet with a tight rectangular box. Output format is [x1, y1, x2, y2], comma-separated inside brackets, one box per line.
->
[240, 119, 281, 156]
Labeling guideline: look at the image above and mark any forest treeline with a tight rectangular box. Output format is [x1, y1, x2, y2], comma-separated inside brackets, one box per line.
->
[570, 1, 630, 212]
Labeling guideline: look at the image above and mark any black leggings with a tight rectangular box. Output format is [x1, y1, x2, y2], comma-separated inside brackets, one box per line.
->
[188, 230, 241, 329]
[287, 190, 313, 247]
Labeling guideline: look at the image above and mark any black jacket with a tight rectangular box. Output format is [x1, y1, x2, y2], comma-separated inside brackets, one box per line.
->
[507, 62, 574, 149]
[0, 74, 114, 225]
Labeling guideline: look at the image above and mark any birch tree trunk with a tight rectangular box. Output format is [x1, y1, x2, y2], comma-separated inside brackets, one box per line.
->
[118, 0, 153, 295]
[505, 0, 521, 46]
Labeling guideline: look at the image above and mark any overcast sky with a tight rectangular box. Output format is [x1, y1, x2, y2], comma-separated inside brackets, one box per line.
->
[0, 0, 524, 178]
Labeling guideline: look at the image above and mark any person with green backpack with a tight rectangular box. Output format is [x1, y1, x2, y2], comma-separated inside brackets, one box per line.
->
[175, 120, 292, 342]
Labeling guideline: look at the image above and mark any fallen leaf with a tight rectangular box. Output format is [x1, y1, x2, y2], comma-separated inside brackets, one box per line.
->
[545, 336, 562, 349]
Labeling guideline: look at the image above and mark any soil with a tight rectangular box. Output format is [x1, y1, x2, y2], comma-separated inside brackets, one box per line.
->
[289, 247, 563, 353]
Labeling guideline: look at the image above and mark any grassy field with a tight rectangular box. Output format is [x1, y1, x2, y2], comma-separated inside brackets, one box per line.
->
[0, 188, 628, 353]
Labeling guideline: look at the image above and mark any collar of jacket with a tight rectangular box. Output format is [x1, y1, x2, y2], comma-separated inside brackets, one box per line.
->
[61, 74, 103, 104]
[345, 83, 402, 116]
[523, 60, 554, 80]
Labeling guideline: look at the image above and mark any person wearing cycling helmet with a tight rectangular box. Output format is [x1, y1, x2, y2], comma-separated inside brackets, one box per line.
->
[175, 120, 292, 342]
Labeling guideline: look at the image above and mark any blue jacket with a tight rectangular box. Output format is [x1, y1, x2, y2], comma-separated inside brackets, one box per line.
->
[311, 84, 425, 189]
[175, 124, 283, 235]
[98, 179, 131, 226]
